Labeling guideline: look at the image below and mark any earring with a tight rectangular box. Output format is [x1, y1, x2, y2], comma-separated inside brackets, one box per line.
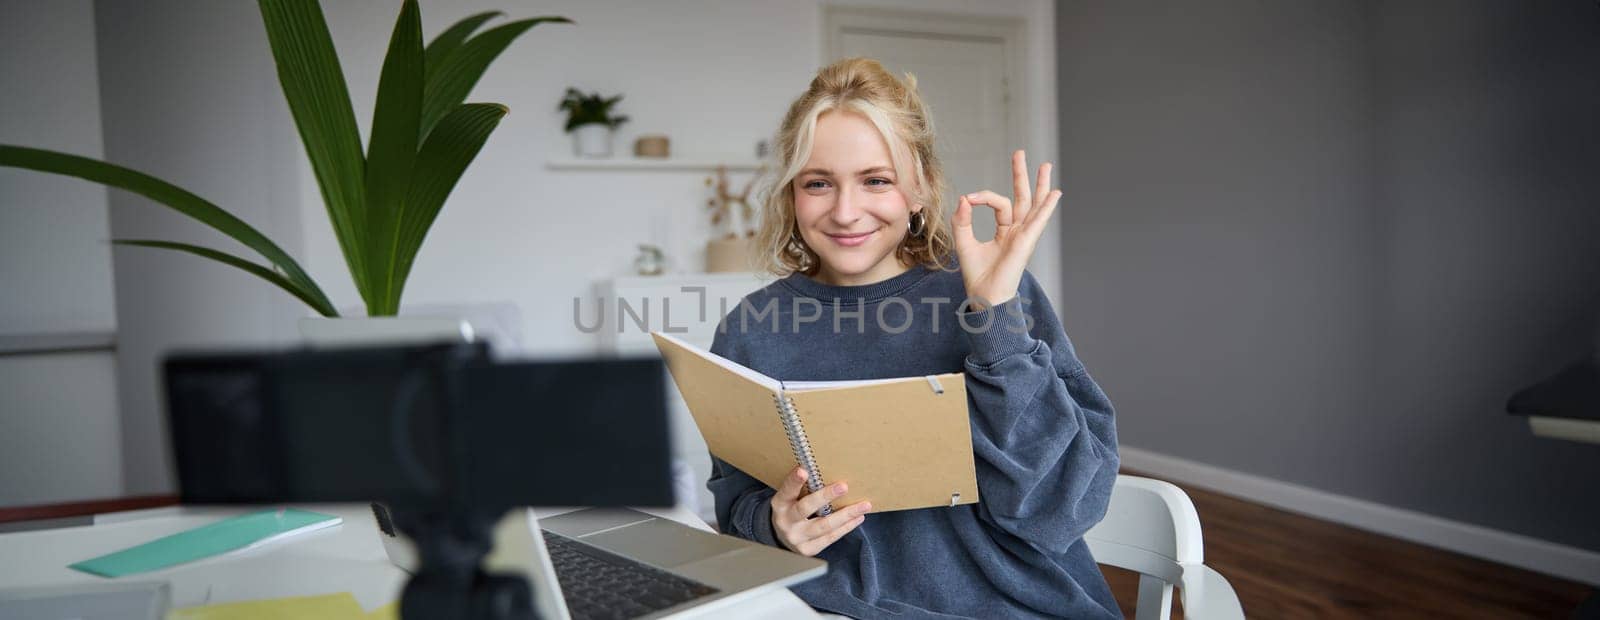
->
[907, 210, 927, 238]
[786, 232, 813, 269]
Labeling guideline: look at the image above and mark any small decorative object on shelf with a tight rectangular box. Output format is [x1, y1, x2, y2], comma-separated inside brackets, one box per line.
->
[634, 134, 670, 158]
[634, 244, 666, 276]
[704, 165, 762, 273]
[559, 88, 629, 158]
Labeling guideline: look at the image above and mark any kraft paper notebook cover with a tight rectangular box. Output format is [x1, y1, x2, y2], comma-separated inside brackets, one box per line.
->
[651, 331, 979, 514]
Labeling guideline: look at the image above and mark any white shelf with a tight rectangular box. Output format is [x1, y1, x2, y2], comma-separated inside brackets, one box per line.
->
[546, 156, 764, 172]
[606, 271, 773, 288]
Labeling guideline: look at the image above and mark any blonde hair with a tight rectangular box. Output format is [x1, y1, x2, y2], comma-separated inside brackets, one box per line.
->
[752, 57, 955, 277]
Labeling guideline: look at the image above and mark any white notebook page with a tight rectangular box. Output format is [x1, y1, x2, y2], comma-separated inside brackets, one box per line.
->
[781, 377, 915, 391]
[651, 331, 781, 392]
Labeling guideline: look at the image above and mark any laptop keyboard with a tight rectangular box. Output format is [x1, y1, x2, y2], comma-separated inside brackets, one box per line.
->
[542, 531, 721, 620]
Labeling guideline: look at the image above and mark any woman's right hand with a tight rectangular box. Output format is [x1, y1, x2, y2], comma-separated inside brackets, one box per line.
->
[770, 466, 871, 556]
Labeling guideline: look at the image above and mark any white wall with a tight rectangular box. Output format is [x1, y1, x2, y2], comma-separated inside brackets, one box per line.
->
[0, 353, 121, 506]
[302, 0, 1056, 522]
[302, 0, 1057, 355]
[0, 0, 116, 335]
[0, 0, 123, 506]
[94, 0, 309, 495]
[11, 0, 1053, 498]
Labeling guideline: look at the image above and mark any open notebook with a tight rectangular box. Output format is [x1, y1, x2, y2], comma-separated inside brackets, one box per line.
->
[651, 332, 979, 514]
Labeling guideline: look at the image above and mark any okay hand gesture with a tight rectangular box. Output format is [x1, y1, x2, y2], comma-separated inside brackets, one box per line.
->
[952, 150, 1062, 309]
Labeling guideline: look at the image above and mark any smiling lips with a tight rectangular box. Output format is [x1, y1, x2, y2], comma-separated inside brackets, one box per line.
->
[826, 230, 876, 247]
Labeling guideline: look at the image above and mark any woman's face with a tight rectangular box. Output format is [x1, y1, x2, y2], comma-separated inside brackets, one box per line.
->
[792, 110, 922, 286]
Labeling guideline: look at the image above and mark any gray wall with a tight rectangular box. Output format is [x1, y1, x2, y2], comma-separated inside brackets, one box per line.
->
[1057, 0, 1600, 552]
[95, 0, 308, 495]
[1371, 0, 1600, 547]
[0, 0, 116, 335]
[0, 0, 123, 507]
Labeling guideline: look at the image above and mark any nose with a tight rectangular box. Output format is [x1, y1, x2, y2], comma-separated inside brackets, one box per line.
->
[828, 187, 862, 226]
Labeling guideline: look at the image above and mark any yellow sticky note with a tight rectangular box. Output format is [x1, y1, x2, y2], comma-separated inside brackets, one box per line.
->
[365, 601, 398, 620]
[168, 592, 366, 620]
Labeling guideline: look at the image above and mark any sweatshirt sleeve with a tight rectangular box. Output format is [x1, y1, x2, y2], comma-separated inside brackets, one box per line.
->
[708, 456, 781, 547]
[704, 322, 782, 547]
[959, 270, 1120, 555]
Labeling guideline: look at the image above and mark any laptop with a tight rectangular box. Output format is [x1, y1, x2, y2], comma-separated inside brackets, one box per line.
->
[375, 505, 824, 619]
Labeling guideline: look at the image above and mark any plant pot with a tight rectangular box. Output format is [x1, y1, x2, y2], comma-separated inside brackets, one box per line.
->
[705, 236, 753, 273]
[571, 124, 613, 158]
[298, 316, 476, 346]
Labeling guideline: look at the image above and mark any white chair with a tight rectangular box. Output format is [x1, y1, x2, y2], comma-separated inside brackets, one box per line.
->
[1085, 475, 1247, 620]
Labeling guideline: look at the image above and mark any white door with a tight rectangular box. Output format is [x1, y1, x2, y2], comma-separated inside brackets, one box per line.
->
[828, 10, 1020, 245]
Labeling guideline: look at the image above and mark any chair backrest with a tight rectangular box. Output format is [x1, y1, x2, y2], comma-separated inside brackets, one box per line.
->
[1085, 475, 1206, 619]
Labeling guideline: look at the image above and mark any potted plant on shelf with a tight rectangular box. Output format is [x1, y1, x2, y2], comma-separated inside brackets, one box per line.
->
[0, 0, 569, 323]
[559, 88, 629, 158]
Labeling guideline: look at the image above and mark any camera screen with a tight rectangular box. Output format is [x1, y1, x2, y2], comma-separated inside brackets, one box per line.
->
[164, 343, 674, 509]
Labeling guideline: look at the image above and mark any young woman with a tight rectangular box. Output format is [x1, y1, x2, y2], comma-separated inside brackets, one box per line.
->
[708, 58, 1120, 619]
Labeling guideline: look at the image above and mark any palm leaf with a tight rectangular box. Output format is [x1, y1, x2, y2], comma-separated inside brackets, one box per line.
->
[364, 0, 425, 315]
[4, 3, 569, 322]
[382, 103, 508, 312]
[115, 240, 337, 317]
[0, 145, 337, 316]
[418, 16, 570, 141]
[423, 10, 503, 85]
[258, 0, 372, 305]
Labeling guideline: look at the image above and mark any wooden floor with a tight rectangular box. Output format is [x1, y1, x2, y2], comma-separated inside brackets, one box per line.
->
[1103, 475, 1595, 619]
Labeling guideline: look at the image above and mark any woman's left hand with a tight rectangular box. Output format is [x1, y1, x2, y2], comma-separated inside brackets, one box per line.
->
[953, 150, 1062, 309]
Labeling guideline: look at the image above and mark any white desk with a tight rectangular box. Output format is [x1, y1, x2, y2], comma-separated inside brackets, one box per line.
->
[0, 504, 819, 618]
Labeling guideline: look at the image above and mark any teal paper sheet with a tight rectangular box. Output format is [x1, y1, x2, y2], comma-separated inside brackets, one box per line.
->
[69, 509, 341, 578]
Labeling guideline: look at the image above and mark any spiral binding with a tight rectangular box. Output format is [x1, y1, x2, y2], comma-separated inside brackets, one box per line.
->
[773, 391, 832, 516]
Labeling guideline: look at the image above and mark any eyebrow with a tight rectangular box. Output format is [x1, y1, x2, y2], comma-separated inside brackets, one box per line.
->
[798, 166, 895, 177]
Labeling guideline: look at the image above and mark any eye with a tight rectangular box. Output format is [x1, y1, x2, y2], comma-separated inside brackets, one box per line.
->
[866, 178, 893, 187]
[802, 179, 831, 190]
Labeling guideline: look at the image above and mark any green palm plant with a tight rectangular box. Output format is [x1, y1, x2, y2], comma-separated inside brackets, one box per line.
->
[0, 0, 569, 317]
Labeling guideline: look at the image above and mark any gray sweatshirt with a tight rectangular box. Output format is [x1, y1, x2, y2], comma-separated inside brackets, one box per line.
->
[707, 260, 1121, 619]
